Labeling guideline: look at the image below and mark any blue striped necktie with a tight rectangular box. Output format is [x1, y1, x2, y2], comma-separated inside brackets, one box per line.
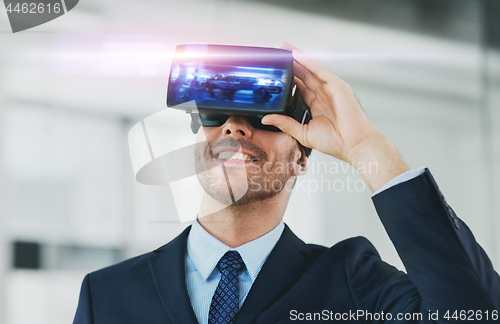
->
[208, 251, 246, 324]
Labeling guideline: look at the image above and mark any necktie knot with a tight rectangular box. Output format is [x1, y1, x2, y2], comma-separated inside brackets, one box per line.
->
[217, 250, 245, 273]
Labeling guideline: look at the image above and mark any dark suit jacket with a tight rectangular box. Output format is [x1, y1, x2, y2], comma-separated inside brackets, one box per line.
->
[73, 169, 500, 323]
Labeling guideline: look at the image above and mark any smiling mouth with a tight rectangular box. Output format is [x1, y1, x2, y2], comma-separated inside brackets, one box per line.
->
[214, 151, 260, 162]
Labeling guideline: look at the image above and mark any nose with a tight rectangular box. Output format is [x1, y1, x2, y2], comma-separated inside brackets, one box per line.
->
[221, 116, 253, 138]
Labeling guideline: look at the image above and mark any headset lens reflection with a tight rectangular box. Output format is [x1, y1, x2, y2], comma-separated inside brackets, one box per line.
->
[167, 44, 293, 113]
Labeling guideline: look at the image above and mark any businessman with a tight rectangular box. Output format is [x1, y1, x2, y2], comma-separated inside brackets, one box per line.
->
[74, 43, 500, 323]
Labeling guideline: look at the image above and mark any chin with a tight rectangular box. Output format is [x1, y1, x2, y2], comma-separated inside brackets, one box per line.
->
[202, 179, 277, 207]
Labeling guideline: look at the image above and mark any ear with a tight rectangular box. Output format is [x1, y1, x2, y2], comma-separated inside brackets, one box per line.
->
[291, 143, 308, 177]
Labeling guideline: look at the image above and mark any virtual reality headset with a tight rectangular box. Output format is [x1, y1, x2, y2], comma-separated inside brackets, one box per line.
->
[166, 44, 312, 136]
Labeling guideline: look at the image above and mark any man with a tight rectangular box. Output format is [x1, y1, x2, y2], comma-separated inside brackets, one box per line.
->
[73, 43, 500, 323]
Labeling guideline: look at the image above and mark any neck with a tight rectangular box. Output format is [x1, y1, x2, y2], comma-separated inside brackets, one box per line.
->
[197, 182, 292, 248]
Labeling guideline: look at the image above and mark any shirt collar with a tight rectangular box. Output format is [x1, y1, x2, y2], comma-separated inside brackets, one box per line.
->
[187, 220, 285, 283]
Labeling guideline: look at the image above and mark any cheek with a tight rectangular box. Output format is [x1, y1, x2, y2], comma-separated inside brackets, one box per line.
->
[246, 163, 261, 175]
[255, 139, 296, 176]
[255, 130, 295, 154]
[266, 135, 297, 161]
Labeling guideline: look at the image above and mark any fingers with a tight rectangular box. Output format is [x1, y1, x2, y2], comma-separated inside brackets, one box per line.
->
[282, 42, 340, 85]
[261, 114, 307, 146]
[293, 61, 322, 92]
[294, 49, 339, 84]
[281, 41, 299, 53]
[295, 77, 334, 119]
[294, 77, 315, 108]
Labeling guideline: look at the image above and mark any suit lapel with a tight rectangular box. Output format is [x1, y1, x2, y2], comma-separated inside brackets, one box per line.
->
[148, 226, 199, 324]
[235, 225, 311, 324]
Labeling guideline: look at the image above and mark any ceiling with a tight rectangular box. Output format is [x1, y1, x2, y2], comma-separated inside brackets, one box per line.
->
[0, 0, 493, 121]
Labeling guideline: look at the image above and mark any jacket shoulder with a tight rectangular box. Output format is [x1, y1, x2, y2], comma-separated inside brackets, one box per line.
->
[299, 236, 379, 269]
[333, 235, 399, 278]
[306, 236, 378, 258]
[89, 251, 154, 281]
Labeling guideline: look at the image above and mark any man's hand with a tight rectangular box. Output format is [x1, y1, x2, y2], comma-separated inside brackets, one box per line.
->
[261, 42, 410, 193]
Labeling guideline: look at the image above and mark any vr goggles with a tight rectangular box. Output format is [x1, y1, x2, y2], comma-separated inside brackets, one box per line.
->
[166, 44, 312, 136]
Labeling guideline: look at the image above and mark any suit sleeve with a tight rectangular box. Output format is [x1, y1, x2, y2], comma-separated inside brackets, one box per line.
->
[365, 168, 500, 321]
[73, 274, 94, 324]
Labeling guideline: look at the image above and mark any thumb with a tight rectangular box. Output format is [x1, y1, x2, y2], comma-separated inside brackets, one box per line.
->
[261, 114, 307, 145]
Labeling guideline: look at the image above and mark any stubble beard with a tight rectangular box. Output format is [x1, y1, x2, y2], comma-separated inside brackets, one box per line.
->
[194, 139, 295, 207]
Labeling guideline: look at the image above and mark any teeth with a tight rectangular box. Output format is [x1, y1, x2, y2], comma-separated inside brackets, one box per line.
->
[216, 151, 258, 162]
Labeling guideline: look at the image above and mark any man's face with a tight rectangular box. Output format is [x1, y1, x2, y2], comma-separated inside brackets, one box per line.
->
[194, 116, 304, 206]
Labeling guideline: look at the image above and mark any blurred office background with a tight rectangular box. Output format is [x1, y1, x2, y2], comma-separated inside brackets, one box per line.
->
[1, 0, 500, 322]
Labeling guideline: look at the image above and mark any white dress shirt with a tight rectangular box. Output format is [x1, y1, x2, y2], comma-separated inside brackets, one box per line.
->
[186, 220, 285, 324]
[186, 167, 425, 323]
